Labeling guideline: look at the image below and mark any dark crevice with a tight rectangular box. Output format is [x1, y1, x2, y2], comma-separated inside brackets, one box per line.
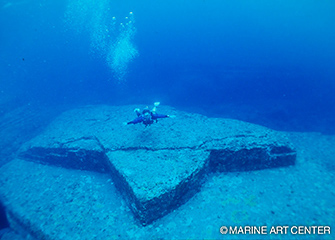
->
[104, 135, 265, 153]
[0, 201, 9, 230]
[105, 137, 237, 152]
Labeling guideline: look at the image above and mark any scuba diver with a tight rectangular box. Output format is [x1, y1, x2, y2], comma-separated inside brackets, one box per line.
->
[126, 102, 170, 127]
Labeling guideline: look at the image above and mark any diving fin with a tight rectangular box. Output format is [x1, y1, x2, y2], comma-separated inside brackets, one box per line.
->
[152, 102, 160, 112]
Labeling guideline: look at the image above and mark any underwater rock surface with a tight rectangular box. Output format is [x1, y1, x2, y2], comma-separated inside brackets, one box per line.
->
[0, 104, 297, 238]
[17, 105, 296, 225]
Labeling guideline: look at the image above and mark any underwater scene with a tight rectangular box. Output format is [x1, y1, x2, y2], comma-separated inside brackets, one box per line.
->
[0, 0, 334, 239]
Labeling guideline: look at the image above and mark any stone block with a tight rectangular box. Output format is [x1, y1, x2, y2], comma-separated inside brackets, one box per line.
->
[107, 149, 209, 225]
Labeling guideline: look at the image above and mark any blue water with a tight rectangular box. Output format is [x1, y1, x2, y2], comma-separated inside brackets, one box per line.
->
[1, 0, 335, 133]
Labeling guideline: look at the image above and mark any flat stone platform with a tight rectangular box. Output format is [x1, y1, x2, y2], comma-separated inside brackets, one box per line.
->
[3, 105, 296, 228]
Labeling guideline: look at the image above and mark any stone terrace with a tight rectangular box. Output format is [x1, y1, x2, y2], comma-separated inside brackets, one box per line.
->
[1, 105, 296, 231]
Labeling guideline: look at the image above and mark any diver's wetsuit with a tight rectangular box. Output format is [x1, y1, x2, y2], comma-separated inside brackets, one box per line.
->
[127, 112, 169, 126]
